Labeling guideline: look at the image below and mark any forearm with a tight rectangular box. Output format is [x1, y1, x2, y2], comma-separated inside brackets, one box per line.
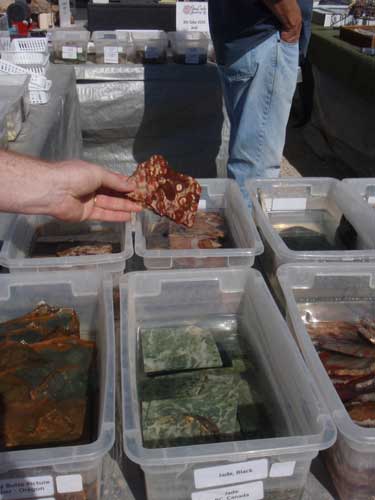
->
[0, 150, 59, 216]
[262, 0, 302, 40]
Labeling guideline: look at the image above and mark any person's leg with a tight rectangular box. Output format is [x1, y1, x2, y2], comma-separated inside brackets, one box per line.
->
[218, 33, 299, 191]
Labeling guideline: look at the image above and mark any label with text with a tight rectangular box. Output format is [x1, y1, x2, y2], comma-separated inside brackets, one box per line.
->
[0, 476, 54, 500]
[194, 460, 268, 489]
[191, 481, 264, 500]
[104, 46, 119, 64]
[176, 2, 209, 32]
[62, 46, 77, 59]
[198, 199, 207, 209]
[145, 46, 160, 59]
[185, 47, 200, 64]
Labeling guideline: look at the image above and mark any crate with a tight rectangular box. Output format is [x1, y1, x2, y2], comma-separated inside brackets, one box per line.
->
[0, 59, 48, 88]
[277, 263, 375, 500]
[0, 51, 49, 74]
[11, 36, 48, 53]
[120, 267, 336, 500]
[0, 270, 115, 500]
[168, 31, 209, 65]
[340, 25, 375, 48]
[0, 215, 133, 274]
[342, 178, 375, 208]
[134, 178, 264, 269]
[29, 89, 50, 104]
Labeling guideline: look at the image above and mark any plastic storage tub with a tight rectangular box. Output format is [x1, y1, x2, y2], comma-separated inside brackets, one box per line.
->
[246, 177, 375, 300]
[277, 263, 375, 500]
[0, 215, 133, 274]
[120, 267, 336, 500]
[0, 95, 23, 141]
[92, 31, 131, 64]
[0, 73, 31, 118]
[0, 270, 115, 500]
[168, 31, 209, 64]
[127, 30, 168, 64]
[51, 29, 90, 63]
[134, 178, 264, 269]
[342, 178, 375, 208]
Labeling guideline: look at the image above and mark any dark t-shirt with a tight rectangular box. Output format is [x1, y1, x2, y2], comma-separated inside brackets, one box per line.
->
[208, 0, 313, 65]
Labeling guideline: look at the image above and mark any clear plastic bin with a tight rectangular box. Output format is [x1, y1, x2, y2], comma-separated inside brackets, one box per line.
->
[0, 212, 15, 251]
[168, 31, 209, 65]
[0, 270, 115, 500]
[134, 178, 264, 269]
[0, 95, 23, 141]
[0, 101, 9, 148]
[126, 30, 168, 64]
[93, 31, 131, 64]
[246, 178, 375, 300]
[120, 268, 336, 500]
[277, 263, 375, 500]
[342, 178, 375, 208]
[51, 29, 90, 63]
[0, 215, 133, 274]
[0, 73, 31, 118]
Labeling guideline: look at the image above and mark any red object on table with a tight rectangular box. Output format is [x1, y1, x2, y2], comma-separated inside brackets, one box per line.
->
[13, 21, 29, 36]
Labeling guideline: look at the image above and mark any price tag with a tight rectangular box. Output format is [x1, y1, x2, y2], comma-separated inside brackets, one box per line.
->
[185, 47, 200, 64]
[271, 197, 307, 211]
[367, 195, 375, 205]
[176, 1, 209, 32]
[0, 476, 54, 499]
[62, 46, 77, 59]
[104, 46, 119, 64]
[191, 481, 264, 500]
[198, 200, 206, 209]
[194, 459, 268, 489]
[145, 46, 160, 59]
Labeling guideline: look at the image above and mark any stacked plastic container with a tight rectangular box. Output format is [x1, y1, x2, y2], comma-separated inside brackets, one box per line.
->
[120, 267, 336, 500]
[0, 271, 115, 500]
[134, 178, 263, 269]
[0, 215, 133, 274]
[278, 263, 375, 500]
[51, 29, 90, 64]
[168, 31, 209, 64]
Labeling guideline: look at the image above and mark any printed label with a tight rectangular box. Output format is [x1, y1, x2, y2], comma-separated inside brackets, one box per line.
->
[367, 195, 375, 206]
[56, 475, 83, 494]
[271, 197, 307, 211]
[194, 459, 268, 489]
[0, 476, 54, 500]
[62, 46, 77, 59]
[104, 46, 119, 64]
[176, 1, 209, 32]
[198, 200, 207, 209]
[77, 47, 83, 54]
[185, 48, 200, 64]
[191, 481, 264, 500]
[145, 46, 160, 59]
[269, 461, 296, 478]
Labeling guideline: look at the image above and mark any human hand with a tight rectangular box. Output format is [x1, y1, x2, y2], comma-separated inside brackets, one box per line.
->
[262, 0, 302, 44]
[50, 160, 142, 222]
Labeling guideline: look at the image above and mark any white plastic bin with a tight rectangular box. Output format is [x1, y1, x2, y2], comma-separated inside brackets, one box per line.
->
[277, 263, 375, 500]
[134, 178, 264, 269]
[51, 29, 90, 63]
[168, 31, 209, 64]
[0, 270, 115, 500]
[120, 268, 336, 500]
[0, 215, 133, 274]
[342, 178, 375, 208]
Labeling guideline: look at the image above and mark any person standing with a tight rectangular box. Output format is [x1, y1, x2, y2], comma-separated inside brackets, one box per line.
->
[208, 0, 312, 194]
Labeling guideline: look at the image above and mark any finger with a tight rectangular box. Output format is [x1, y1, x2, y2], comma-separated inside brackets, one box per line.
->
[88, 207, 133, 222]
[94, 194, 142, 213]
[100, 169, 136, 193]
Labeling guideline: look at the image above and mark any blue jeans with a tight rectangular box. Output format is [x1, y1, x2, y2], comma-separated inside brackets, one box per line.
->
[218, 33, 299, 197]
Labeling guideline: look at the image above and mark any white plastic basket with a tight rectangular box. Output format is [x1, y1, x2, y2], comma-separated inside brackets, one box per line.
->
[1, 52, 49, 74]
[29, 89, 50, 104]
[11, 37, 48, 53]
[0, 60, 48, 87]
[29, 78, 52, 91]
